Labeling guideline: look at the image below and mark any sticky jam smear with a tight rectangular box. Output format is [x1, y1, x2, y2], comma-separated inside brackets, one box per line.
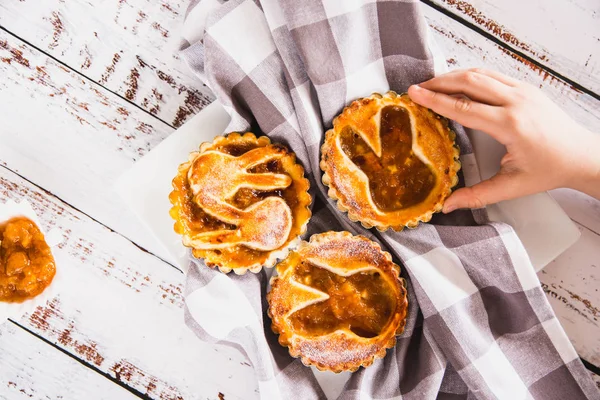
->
[0, 217, 56, 302]
[340, 105, 436, 211]
[288, 261, 396, 338]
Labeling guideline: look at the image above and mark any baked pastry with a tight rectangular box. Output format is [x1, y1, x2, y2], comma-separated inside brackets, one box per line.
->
[321, 91, 460, 231]
[267, 231, 408, 372]
[169, 132, 311, 274]
[0, 217, 56, 302]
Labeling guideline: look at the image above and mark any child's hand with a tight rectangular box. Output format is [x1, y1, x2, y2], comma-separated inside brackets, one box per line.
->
[408, 69, 600, 212]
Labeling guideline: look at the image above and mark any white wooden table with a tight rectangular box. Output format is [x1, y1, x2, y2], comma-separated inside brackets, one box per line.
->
[0, 0, 599, 398]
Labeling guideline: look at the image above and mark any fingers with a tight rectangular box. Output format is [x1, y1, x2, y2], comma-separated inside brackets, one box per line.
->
[408, 85, 508, 142]
[442, 171, 524, 213]
[417, 69, 514, 105]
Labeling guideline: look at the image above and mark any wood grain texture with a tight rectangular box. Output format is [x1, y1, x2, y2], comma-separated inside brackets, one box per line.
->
[427, 0, 600, 93]
[0, 31, 175, 263]
[0, 0, 214, 128]
[592, 371, 600, 390]
[0, 165, 258, 399]
[0, 322, 139, 400]
[540, 223, 600, 366]
[0, 323, 138, 400]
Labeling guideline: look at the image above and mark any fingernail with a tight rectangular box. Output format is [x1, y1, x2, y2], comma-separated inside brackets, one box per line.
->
[410, 84, 421, 91]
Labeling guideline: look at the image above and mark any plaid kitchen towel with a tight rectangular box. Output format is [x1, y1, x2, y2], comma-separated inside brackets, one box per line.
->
[179, 1, 600, 399]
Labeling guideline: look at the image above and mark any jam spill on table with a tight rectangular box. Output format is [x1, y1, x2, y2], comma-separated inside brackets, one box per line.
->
[0, 217, 56, 302]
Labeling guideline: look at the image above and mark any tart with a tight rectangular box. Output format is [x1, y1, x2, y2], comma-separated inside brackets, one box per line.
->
[267, 231, 408, 372]
[321, 91, 461, 231]
[169, 132, 312, 274]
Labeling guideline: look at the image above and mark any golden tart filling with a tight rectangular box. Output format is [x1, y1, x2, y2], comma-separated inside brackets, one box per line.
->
[321, 92, 461, 231]
[0, 217, 56, 302]
[267, 231, 408, 372]
[169, 132, 311, 274]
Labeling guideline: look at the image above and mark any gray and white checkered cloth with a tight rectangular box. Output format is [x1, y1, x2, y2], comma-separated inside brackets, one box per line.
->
[179, 1, 600, 399]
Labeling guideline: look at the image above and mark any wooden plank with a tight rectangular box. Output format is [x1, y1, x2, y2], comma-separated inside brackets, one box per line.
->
[0, 166, 258, 399]
[0, 0, 214, 128]
[540, 222, 600, 367]
[0, 322, 139, 400]
[592, 371, 600, 391]
[426, 0, 600, 94]
[0, 30, 174, 263]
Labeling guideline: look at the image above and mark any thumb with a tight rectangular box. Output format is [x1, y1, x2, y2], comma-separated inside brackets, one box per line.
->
[442, 171, 524, 213]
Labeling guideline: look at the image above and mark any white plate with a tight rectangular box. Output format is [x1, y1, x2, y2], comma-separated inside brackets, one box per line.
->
[116, 101, 579, 272]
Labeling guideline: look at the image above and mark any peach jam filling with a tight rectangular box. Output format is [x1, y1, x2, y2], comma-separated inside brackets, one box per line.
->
[340, 105, 436, 211]
[171, 141, 298, 264]
[0, 217, 56, 302]
[288, 261, 396, 338]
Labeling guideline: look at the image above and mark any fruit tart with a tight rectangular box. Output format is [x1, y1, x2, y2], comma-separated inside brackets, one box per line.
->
[170, 132, 312, 274]
[267, 231, 408, 372]
[321, 92, 460, 231]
